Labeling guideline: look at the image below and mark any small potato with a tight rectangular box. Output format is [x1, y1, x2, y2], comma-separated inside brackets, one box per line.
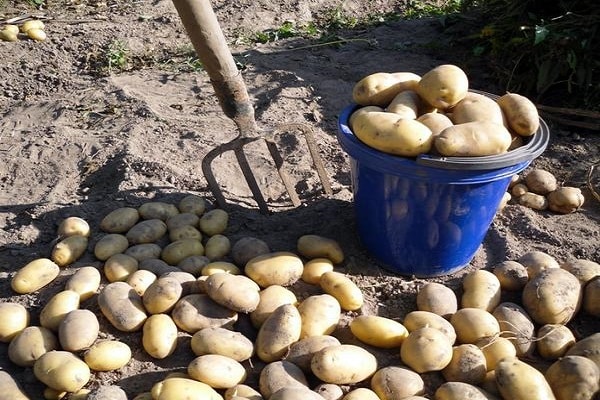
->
[142, 276, 183, 314]
[58, 216, 90, 238]
[138, 201, 179, 220]
[256, 304, 301, 363]
[58, 309, 99, 352]
[204, 234, 231, 260]
[84, 340, 131, 371]
[536, 324, 576, 360]
[416, 283, 458, 317]
[370, 366, 425, 400]
[245, 251, 304, 288]
[205, 272, 260, 313]
[547, 186, 585, 214]
[161, 238, 204, 265]
[450, 92, 505, 125]
[126, 219, 167, 244]
[94, 233, 129, 261]
[125, 243, 162, 261]
[561, 258, 600, 284]
[386, 89, 420, 119]
[311, 344, 377, 384]
[191, 327, 254, 361]
[259, 360, 308, 398]
[565, 333, 600, 370]
[188, 354, 247, 389]
[162, 270, 198, 295]
[34, 350, 90, 393]
[417, 112, 454, 136]
[403, 310, 457, 344]
[497, 190, 511, 211]
[518, 192, 548, 210]
[20, 19, 45, 32]
[169, 225, 203, 242]
[496, 92, 540, 136]
[461, 269, 501, 312]
[583, 276, 600, 316]
[434, 121, 512, 157]
[285, 335, 341, 372]
[142, 314, 178, 359]
[298, 294, 341, 338]
[492, 260, 528, 291]
[320, 271, 363, 311]
[8, 326, 58, 367]
[224, 384, 262, 400]
[417, 64, 469, 109]
[104, 253, 139, 282]
[302, 258, 334, 285]
[166, 212, 200, 231]
[100, 207, 140, 233]
[400, 327, 453, 373]
[352, 71, 421, 107]
[450, 308, 500, 344]
[523, 169, 557, 195]
[40, 290, 81, 332]
[52, 235, 88, 267]
[545, 355, 600, 400]
[0, 370, 29, 400]
[476, 336, 516, 370]
[350, 315, 408, 348]
[230, 236, 270, 267]
[441, 344, 487, 385]
[435, 382, 498, 400]
[202, 261, 241, 276]
[199, 208, 229, 236]
[517, 250, 559, 278]
[511, 182, 529, 197]
[492, 302, 536, 357]
[297, 234, 344, 264]
[65, 266, 101, 300]
[178, 194, 207, 215]
[98, 281, 147, 332]
[0, 302, 29, 342]
[342, 388, 380, 400]
[495, 357, 555, 400]
[151, 377, 222, 400]
[251, 285, 298, 328]
[127, 269, 157, 296]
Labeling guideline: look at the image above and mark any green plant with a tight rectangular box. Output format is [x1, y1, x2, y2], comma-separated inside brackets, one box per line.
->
[105, 40, 128, 73]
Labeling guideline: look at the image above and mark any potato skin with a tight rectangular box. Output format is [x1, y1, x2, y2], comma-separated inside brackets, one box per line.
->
[58, 216, 90, 238]
[536, 324, 576, 360]
[320, 271, 363, 311]
[450, 308, 500, 344]
[565, 333, 600, 370]
[350, 315, 408, 348]
[8, 326, 59, 367]
[297, 234, 344, 264]
[40, 290, 81, 332]
[417, 64, 469, 109]
[94, 234, 129, 261]
[256, 304, 302, 363]
[441, 344, 487, 385]
[190, 327, 254, 362]
[416, 282, 458, 317]
[51, 235, 88, 267]
[126, 219, 168, 244]
[142, 314, 178, 359]
[34, 350, 91, 392]
[545, 355, 600, 400]
[434, 121, 512, 157]
[401, 327, 453, 373]
[98, 281, 147, 332]
[100, 207, 140, 233]
[251, 285, 298, 328]
[170, 293, 238, 333]
[199, 208, 229, 236]
[0, 302, 29, 343]
[285, 335, 341, 372]
[386, 89, 420, 119]
[370, 366, 425, 400]
[188, 354, 247, 389]
[205, 272, 260, 313]
[84, 340, 132, 371]
[58, 309, 99, 352]
[311, 344, 377, 384]
[403, 310, 457, 344]
[0, 370, 30, 400]
[245, 251, 304, 288]
[298, 294, 341, 339]
[259, 360, 308, 398]
[461, 270, 501, 312]
[65, 266, 101, 300]
[450, 92, 505, 125]
[495, 357, 556, 400]
[496, 92, 540, 136]
[492, 302, 536, 357]
[352, 71, 420, 106]
[11, 258, 60, 294]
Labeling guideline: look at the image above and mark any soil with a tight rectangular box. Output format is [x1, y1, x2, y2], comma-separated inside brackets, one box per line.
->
[1, 0, 599, 398]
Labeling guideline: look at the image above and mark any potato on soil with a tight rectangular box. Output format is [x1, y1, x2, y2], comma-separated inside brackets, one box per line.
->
[496, 92, 540, 136]
[251, 285, 298, 328]
[434, 121, 512, 157]
[161, 238, 205, 265]
[450, 91, 505, 125]
[314, 383, 343, 400]
[0, 29, 18, 42]
[169, 224, 203, 242]
[342, 388, 381, 400]
[126, 219, 168, 244]
[320, 270, 363, 311]
[40, 290, 81, 332]
[204, 234, 231, 260]
[58, 216, 90, 238]
[403, 310, 457, 344]
[65, 266, 101, 300]
[492, 260, 528, 291]
[495, 357, 556, 400]
[8, 326, 58, 367]
[517, 250, 559, 278]
[142, 276, 183, 314]
[28, 28, 47, 41]
[297, 234, 344, 264]
[34, 350, 90, 393]
[205, 272, 260, 313]
[352, 71, 421, 106]
[84, 340, 132, 371]
[58, 309, 99, 352]
[191, 327, 254, 361]
[165, 212, 200, 230]
[583, 276, 600, 316]
[259, 360, 309, 398]
[536, 324, 576, 360]
[178, 194, 207, 215]
[450, 308, 500, 344]
[476, 336, 516, 371]
[492, 302, 536, 357]
[561, 258, 600, 284]
[523, 168, 557, 195]
[370, 366, 425, 400]
[545, 355, 600, 400]
[230, 236, 270, 267]
[20, 19, 45, 32]
[301, 258, 334, 285]
[547, 186, 585, 214]
[138, 201, 179, 220]
[435, 382, 499, 400]
[142, 313, 178, 359]
[224, 384, 263, 400]
[256, 303, 301, 363]
[178, 255, 211, 275]
[401, 327, 453, 373]
[461, 269, 501, 312]
[52, 235, 88, 267]
[98, 281, 147, 332]
[519, 192, 549, 210]
[94, 233, 129, 261]
[103, 253, 139, 282]
[284, 335, 341, 372]
[151, 377, 223, 400]
[201, 261, 241, 276]
[100, 207, 140, 233]
[11, 258, 59, 294]
[199, 208, 229, 236]
[441, 344, 487, 385]
[139, 258, 178, 275]
[350, 315, 408, 348]
[0, 302, 29, 343]
[565, 333, 600, 370]
[311, 344, 377, 384]
[416, 64, 469, 109]
[171, 293, 238, 333]
[245, 251, 304, 287]
[269, 387, 325, 400]
[298, 294, 341, 338]
[511, 182, 529, 197]
[0, 370, 29, 400]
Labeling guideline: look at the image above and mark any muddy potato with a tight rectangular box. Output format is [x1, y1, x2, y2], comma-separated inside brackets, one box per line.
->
[126, 219, 167, 244]
[204, 234, 231, 260]
[523, 168, 557, 195]
[178, 255, 211, 276]
[518, 250, 559, 278]
[65, 266, 101, 300]
[0, 370, 29, 400]
[169, 224, 203, 241]
[100, 207, 140, 233]
[403, 310, 457, 344]
[583, 276, 600, 316]
[476, 336, 516, 370]
[137, 201, 178, 220]
[191, 327, 254, 361]
[258, 359, 309, 398]
[320, 271, 363, 311]
[52, 235, 88, 267]
[270, 388, 325, 400]
[11, 258, 60, 294]
[98, 281, 147, 332]
[103, 253, 138, 282]
[142, 314, 178, 359]
[152, 377, 223, 400]
[561, 259, 600, 284]
[205, 272, 260, 313]
[352, 71, 421, 106]
[386, 89, 420, 118]
[495, 357, 555, 400]
[58, 216, 90, 238]
[251, 285, 297, 328]
[417, 64, 469, 109]
[342, 388, 381, 400]
[415, 282, 457, 318]
[202, 261, 241, 276]
[450, 92, 505, 125]
[84, 340, 131, 371]
[370, 366, 425, 400]
[256, 304, 302, 362]
[350, 315, 408, 348]
[126, 269, 157, 296]
[441, 344, 487, 385]
[434, 121, 512, 157]
[492, 260, 528, 291]
[94, 233, 129, 261]
[435, 382, 499, 400]
[313, 384, 343, 400]
[285, 335, 341, 372]
[311, 344, 377, 384]
[536, 324, 576, 360]
[565, 333, 600, 371]
[58, 309, 99, 352]
[511, 182, 529, 197]
[547, 186, 585, 214]
[34, 350, 90, 393]
[417, 112, 454, 136]
[518, 192, 548, 210]
[451, 308, 500, 344]
[161, 238, 204, 265]
[178, 194, 207, 215]
[302, 258, 334, 285]
[224, 384, 263, 400]
[230, 236, 270, 267]
[166, 212, 200, 231]
[297, 234, 344, 264]
[245, 251, 304, 288]
[401, 327, 453, 373]
[199, 208, 229, 236]
[8, 326, 58, 367]
[171, 293, 238, 333]
[461, 269, 501, 312]
[492, 302, 536, 357]
[0, 302, 29, 342]
[496, 92, 540, 136]
[298, 294, 341, 339]
[545, 355, 600, 400]
[40, 290, 81, 332]
[188, 354, 247, 389]
[125, 243, 162, 261]
[142, 276, 183, 314]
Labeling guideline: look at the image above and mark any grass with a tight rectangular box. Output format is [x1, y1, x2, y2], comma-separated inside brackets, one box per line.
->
[106, 40, 128, 73]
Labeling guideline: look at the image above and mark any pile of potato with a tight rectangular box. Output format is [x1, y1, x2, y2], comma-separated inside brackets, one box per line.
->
[1, 195, 599, 400]
[349, 64, 540, 158]
[0, 20, 47, 42]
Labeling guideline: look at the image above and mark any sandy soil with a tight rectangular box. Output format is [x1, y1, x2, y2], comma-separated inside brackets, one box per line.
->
[1, 0, 599, 398]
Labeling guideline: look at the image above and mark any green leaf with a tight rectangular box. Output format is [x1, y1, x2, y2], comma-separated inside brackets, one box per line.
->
[534, 25, 549, 45]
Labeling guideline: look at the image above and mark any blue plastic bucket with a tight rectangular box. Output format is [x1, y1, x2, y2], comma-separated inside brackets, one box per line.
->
[337, 102, 549, 277]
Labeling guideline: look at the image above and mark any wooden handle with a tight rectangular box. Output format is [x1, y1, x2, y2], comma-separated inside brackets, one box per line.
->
[172, 0, 256, 127]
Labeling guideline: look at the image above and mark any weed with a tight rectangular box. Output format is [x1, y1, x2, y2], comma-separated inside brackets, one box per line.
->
[106, 40, 128, 73]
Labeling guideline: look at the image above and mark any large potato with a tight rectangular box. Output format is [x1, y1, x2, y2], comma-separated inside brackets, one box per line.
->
[400, 327, 453, 373]
[536, 324, 576, 360]
[476, 336, 517, 370]
[51, 235, 88, 267]
[565, 333, 600, 370]
[492, 302, 536, 357]
[34, 350, 90, 392]
[311, 344, 377, 384]
[245, 251, 304, 287]
[461, 269, 501, 312]
[284, 335, 341, 372]
[58, 309, 99, 352]
[547, 186, 585, 214]
[298, 294, 341, 338]
[171, 294, 238, 333]
[435, 382, 499, 400]
[403, 310, 457, 344]
[256, 304, 301, 362]
[126, 219, 167, 244]
[496, 92, 540, 136]
[545, 355, 600, 400]
[259, 360, 308, 398]
[230, 236, 270, 267]
[561, 258, 600, 284]
[138, 201, 179, 220]
[204, 234, 231, 261]
[40, 290, 81, 331]
[84, 340, 131, 371]
[65, 266, 101, 300]
[100, 207, 140, 233]
[8, 326, 59, 367]
[352, 71, 420, 106]
[450, 91, 505, 125]
[142, 276, 183, 314]
[205, 272, 260, 313]
[250, 285, 298, 328]
[415, 282, 458, 317]
[434, 121, 512, 156]
[495, 357, 555, 400]
[350, 315, 408, 348]
[152, 377, 223, 400]
[190, 327, 254, 361]
[188, 354, 247, 389]
[518, 250, 559, 277]
[142, 314, 178, 359]
[450, 308, 500, 344]
[320, 271, 363, 311]
[441, 344, 487, 385]
[126, 269, 157, 296]
[161, 238, 205, 265]
[296, 234, 344, 264]
[178, 194, 207, 215]
[0, 302, 29, 342]
[103, 253, 139, 282]
[416, 64, 469, 109]
[199, 208, 229, 236]
[0, 370, 29, 400]
[98, 281, 147, 332]
[58, 216, 90, 238]
[11, 258, 60, 294]
[370, 366, 425, 400]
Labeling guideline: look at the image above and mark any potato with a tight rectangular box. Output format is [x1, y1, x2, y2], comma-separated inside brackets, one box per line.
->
[0, 28, 18, 42]
[320, 271, 363, 311]
[125, 243, 162, 261]
[178, 194, 207, 214]
[137, 201, 179, 220]
[245, 251, 304, 287]
[352, 71, 420, 106]
[511, 182, 529, 197]
[92, 234, 126, 261]
[518, 192, 549, 210]
[401, 327, 453, 373]
[496, 92, 540, 136]
[403, 310, 457, 344]
[126, 219, 167, 244]
[84, 340, 131, 371]
[191, 327, 254, 361]
[98, 281, 147, 332]
[0, 302, 29, 342]
[547, 186, 585, 214]
[441, 344, 487, 385]
[40, 290, 81, 331]
[545, 355, 600, 400]
[523, 169, 557, 195]
[151, 377, 223, 400]
[161, 238, 204, 265]
[103, 253, 138, 282]
[517, 250, 559, 278]
[417, 112, 454, 136]
[178, 255, 211, 275]
[495, 357, 556, 400]
[259, 360, 309, 398]
[461, 269, 501, 312]
[58, 309, 99, 352]
[205, 272, 260, 313]
[34, 350, 90, 393]
[536, 324, 576, 360]
[298, 294, 341, 338]
[370, 366, 425, 399]
[142, 276, 183, 314]
[350, 315, 408, 348]
[565, 333, 600, 370]
[204, 234, 231, 260]
[0, 370, 29, 400]
[162, 270, 199, 295]
[20, 19, 45, 32]
[561, 259, 600, 284]
[497, 190, 511, 211]
[199, 208, 229, 236]
[126, 269, 157, 296]
[417, 64, 469, 109]
[86, 386, 126, 400]
[251, 285, 298, 328]
[139, 258, 178, 275]
[142, 314, 178, 359]
[51, 235, 88, 267]
[342, 388, 381, 400]
[43, 387, 67, 400]
[349, 105, 384, 131]
[435, 382, 499, 400]
[492, 260, 528, 291]
[297, 234, 344, 264]
[522, 267, 581, 324]
[8, 326, 58, 367]
[230, 236, 270, 267]
[492, 302, 536, 357]
[58, 216, 90, 238]
[169, 224, 203, 242]
[351, 111, 433, 156]
[450, 92, 505, 125]
[65, 266, 101, 300]
[434, 121, 512, 157]
[284, 335, 341, 372]
[476, 336, 516, 370]
[201, 261, 241, 276]
[301, 258, 334, 285]
[450, 308, 500, 344]
[188, 354, 247, 389]
[256, 304, 301, 362]
[583, 276, 600, 316]
[100, 207, 140, 233]
[171, 293, 238, 333]
[224, 384, 263, 400]
[165, 212, 200, 230]
[311, 344, 377, 384]
[270, 388, 325, 400]
[386, 89, 420, 118]
[313, 384, 342, 400]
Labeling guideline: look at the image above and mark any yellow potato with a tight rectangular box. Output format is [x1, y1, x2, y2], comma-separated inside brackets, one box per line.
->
[126, 269, 157, 296]
[51, 235, 88, 267]
[270, 387, 323, 400]
[285, 335, 341, 372]
[450, 91, 505, 125]
[583, 276, 600, 317]
[161, 238, 204, 265]
[58, 309, 99, 352]
[545, 355, 600, 400]
[201, 261, 241, 276]
[65, 266, 101, 300]
[518, 192, 548, 210]
[93, 233, 129, 261]
[166, 212, 200, 230]
[561, 258, 600, 284]
[311, 344, 377, 384]
[8, 326, 58, 367]
[188, 354, 247, 389]
[492, 260, 528, 291]
[98, 281, 147, 332]
[100, 207, 140, 233]
[547, 186, 585, 214]
[441, 344, 487, 385]
[0, 29, 18, 42]
[20, 19, 45, 32]
[352, 71, 421, 106]
[320, 271, 363, 311]
[205, 272, 260, 313]
[34, 350, 90, 393]
[349, 106, 384, 132]
[258, 360, 309, 399]
[103, 253, 139, 282]
[178, 194, 207, 215]
[138, 201, 179, 220]
[415, 282, 458, 318]
[349, 315, 408, 348]
[191, 327, 254, 361]
[224, 384, 263, 400]
[256, 304, 302, 362]
[142, 314, 178, 359]
[126, 219, 167, 244]
[434, 121, 512, 156]
[461, 269, 501, 312]
[230, 236, 271, 267]
[0, 370, 29, 400]
[57, 216, 90, 238]
[400, 327, 453, 373]
[125, 243, 162, 261]
[370, 366, 425, 399]
[417, 64, 469, 109]
[403, 310, 457, 344]
[298, 294, 341, 338]
[476, 336, 517, 370]
[342, 388, 381, 400]
[435, 382, 498, 400]
[386, 89, 420, 119]
[492, 302, 536, 357]
[2, 24, 19, 35]
[142, 276, 183, 314]
[417, 112, 454, 136]
[245, 251, 304, 287]
[40, 290, 81, 332]
[0, 302, 29, 343]
[199, 208, 229, 236]
[536, 324, 576, 360]
[495, 357, 555, 400]
[170, 293, 238, 333]
[251, 285, 298, 328]
[151, 377, 223, 400]
[297, 234, 344, 264]
[565, 333, 600, 370]
[84, 340, 131, 371]
[450, 308, 500, 344]
[204, 234, 231, 260]
[301, 258, 334, 285]
[496, 92, 540, 136]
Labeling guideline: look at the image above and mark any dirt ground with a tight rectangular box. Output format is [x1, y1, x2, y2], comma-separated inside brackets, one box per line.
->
[1, 0, 599, 398]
